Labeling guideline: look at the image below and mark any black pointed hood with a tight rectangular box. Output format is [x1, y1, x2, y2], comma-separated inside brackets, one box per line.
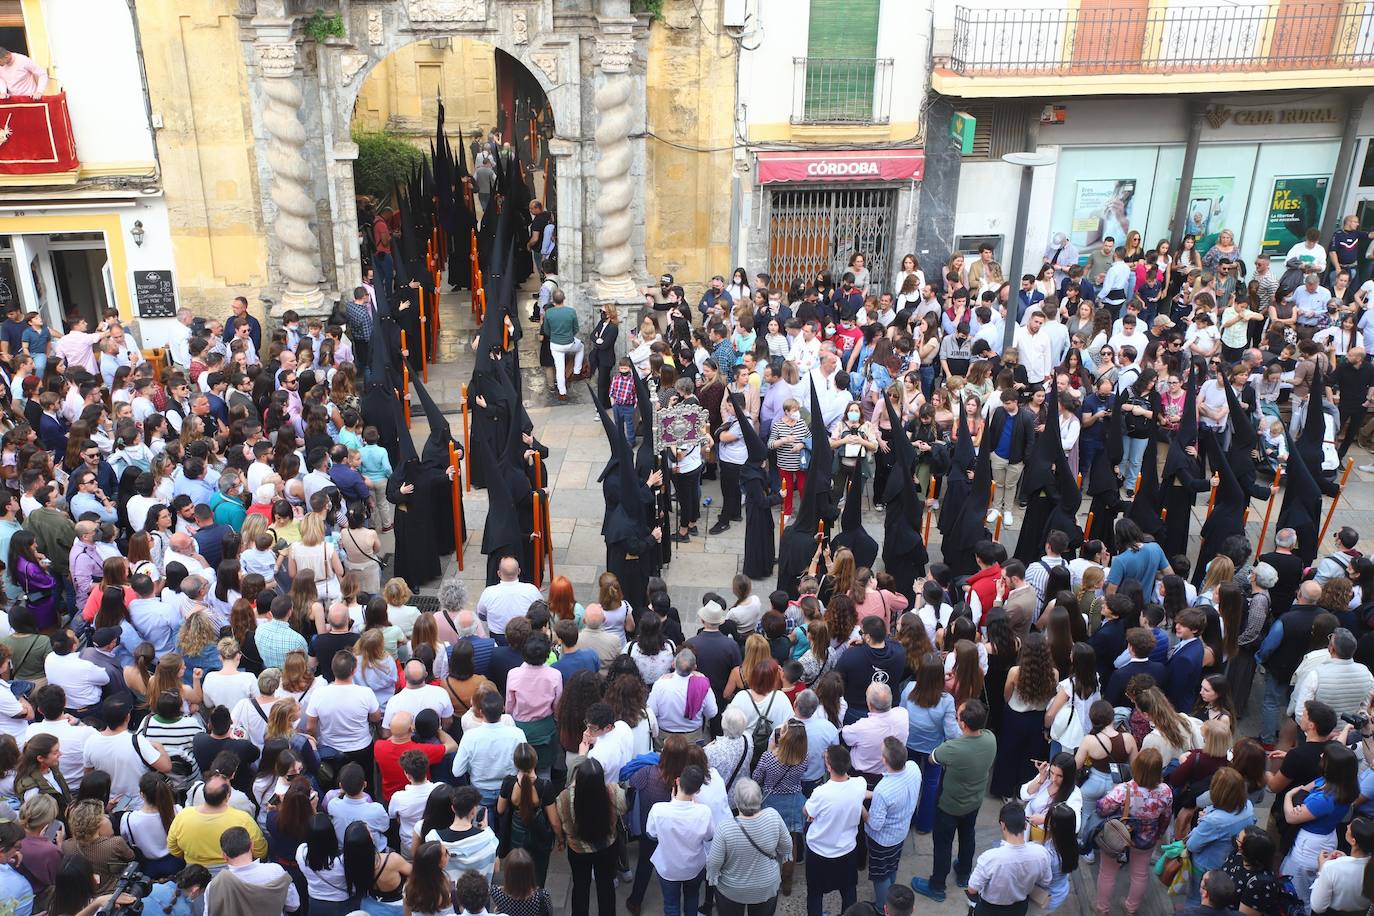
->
[1128, 439, 1164, 537]
[882, 394, 919, 509]
[634, 368, 658, 478]
[1199, 431, 1245, 544]
[1278, 426, 1322, 537]
[1087, 391, 1124, 497]
[730, 392, 768, 467]
[1294, 362, 1328, 473]
[945, 428, 994, 558]
[593, 384, 648, 541]
[1019, 409, 1062, 500]
[411, 375, 454, 468]
[1164, 363, 1200, 481]
[475, 432, 520, 556]
[788, 384, 836, 531]
[939, 395, 974, 534]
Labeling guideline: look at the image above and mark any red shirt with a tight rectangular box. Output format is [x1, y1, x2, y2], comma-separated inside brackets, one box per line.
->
[374, 738, 446, 802]
[966, 564, 1002, 627]
[373, 217, 392, 255]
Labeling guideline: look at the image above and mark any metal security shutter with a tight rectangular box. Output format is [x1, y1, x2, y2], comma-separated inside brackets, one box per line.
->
[961, 101, 1031, 162]
[768, 187, 898, 294]
[805, 0, 880, 122]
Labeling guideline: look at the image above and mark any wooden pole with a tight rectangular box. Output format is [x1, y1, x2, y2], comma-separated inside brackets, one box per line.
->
[994, 514, 1003, 542]
[401, 331, 411, 429]
[1134, 473, 1142, 494]
[922, 476, 937, 542]
[777, 483, 788, 542]
[530, 490, 543, 589]
[461, 384, 471, 493]
[1083, 511, 1095, 540]
[1317, 458, 1355, 546]
[418, 289, 429, 382]
[1254, 470, 1282, 560]
[1206, 479, 1218, 518]
[448, 441, 464, 571]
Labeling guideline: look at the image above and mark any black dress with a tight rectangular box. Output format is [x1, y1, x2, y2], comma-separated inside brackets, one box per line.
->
[386, 457, 445, 589]
[740, 464, 775, 580]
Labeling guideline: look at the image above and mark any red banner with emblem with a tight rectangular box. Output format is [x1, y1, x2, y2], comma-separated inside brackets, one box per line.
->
[0, 93, 78, 176]
[757, 149, 924, 184]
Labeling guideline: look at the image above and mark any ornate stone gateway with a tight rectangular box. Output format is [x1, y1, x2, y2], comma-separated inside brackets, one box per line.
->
[239, 0, 650, 318]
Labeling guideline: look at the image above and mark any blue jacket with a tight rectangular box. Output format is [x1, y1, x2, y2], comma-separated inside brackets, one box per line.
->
[1104, 659, 1168, 707]
[1186, 801, 1255, 871]
[37, 412, 66, 455]
[1165, 638, 1206, 715]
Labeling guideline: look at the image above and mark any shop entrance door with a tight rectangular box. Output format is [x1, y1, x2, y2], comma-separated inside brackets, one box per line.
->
[767, 186, 897, 295]
[47, 233, 111, 328]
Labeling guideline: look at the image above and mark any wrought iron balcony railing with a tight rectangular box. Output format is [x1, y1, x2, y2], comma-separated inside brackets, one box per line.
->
[791, 57, 894, 124]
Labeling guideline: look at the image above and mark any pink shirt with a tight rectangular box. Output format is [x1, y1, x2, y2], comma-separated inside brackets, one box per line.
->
[505, 663, 563, 721]
[853, 588, 909, 626]
[838, 707, 908, 774]
[0, 53, 47, 97]
[54, 330, 101, 373]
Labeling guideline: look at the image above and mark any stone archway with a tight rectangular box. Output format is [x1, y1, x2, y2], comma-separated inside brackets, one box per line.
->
[240, 0, 649, 319]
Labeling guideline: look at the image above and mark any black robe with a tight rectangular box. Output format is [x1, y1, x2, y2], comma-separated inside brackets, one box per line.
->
[387, 457, 446, 589]
[741, 464, 775, 580]
[831, 466, 879, 572]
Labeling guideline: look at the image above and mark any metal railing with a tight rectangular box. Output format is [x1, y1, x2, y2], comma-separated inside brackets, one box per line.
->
[791, 57, 894, 124]
[947, 2, 1374, 76]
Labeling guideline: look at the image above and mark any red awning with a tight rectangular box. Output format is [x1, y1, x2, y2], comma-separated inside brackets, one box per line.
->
[757, 149, 924, 184]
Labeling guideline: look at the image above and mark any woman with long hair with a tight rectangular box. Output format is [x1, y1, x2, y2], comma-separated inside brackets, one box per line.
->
[627, 611, 675, 683]
[1020, 751, 1080, 839]
[403, 841, 453, 916]
[1137, 685, 1202, 766]
[1041, 803, 1080, 912]
[751, 719, 807, 892]
[1283, 743, 1359, 906]
[991, 632, 1058, 799]
[344, 819, 410, 915]
[724, 633, 774, 702]
[296, 811, 356, 914]
[556, 757, 626, 916]
[823, 594, 859, 667]
[119, 771, 181, 878]
[945, 639, 984, 707]
[266, 697, 320, 775]
[1169, 718, 1235, 832]
[9, 530, 57, 631]
[797, 620, 832, 687]
[354, 626, 399, 709]
[1042, 606, 1075, 676]
[176, 609, 222, 682]
[48, 854, 100, 916]
[902, 651, 958, 833]
[444, 639, 493, 723]
[624, 734, 690, 912]
[497, 742, 562, 887]
[1196, 673, 1238, 731]
[1044, 642, 1100, 757]
[15, 733, 68, 808]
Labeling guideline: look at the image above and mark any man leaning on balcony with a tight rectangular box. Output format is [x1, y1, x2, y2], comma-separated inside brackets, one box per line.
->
[0, 47, 47, 99]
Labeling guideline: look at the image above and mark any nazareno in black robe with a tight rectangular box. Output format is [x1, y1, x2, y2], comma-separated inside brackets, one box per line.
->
[1012, 404, 1064, 566]
[1085, 391, 1125, 554]
[731, 393, 776, 581]
[937, 394, 980, 578]
[595, 391, 656, 614]
[880, 395, 927, 600]
[830, 465, 878, 573]
[387, 445, 447, 590]
[1161, 366, 1206, 562]
[775, 386, 836, 599]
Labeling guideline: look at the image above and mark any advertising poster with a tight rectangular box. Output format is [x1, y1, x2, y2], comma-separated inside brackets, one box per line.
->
[1179, 177, 1235, 253]
[1071, 178, 1136, 252]
[1262, 176, 1330, 254]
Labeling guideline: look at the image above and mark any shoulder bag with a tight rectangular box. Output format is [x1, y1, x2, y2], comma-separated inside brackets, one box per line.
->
[1095, 781, 1134, 859]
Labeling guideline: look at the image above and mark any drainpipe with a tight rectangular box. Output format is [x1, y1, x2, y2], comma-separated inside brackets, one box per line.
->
[125, 0, 162, 182]
[1322, 91, 1366, 241]
[1170, 100, 1204, 241]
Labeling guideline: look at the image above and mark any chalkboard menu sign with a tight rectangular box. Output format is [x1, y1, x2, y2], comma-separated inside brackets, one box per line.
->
[133, 270, 177, 319]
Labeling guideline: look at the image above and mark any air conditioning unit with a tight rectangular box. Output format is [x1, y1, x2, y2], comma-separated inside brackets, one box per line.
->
[723, 0, 747, 28]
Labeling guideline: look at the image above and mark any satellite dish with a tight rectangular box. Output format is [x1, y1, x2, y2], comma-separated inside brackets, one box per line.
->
[1001, 152, 1057, 168]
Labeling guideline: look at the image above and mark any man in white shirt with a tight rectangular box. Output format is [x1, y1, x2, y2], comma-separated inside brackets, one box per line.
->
[804, 744, 868, 914]
[452, 690, 526, 814]
[1287, 228, 1328, 271]
[645, 764, 715, 915]
[0, 47, 48, 97]
[388, 747, 439, 849]
[384, 660, 455, 732]
[1198, 372, 1230, 437]
[647, 649, 718, 745]
[582, 700, 636, 785]
[167, 308, 195, 369]
[303, 651, 381, 778]
[82, 696, 172, 809]
[475, 557, 541, 641]
[1293, 271, 1335, 331]
[1013, 311, 1055, 385]
[787, 321, 822, 374]
[44, 629, 108, 712]
[27, 687, 98, 790]
[1099, 249, 1132, 311]
[1108, 315, 1148, 367]
[164, 532, 210, 578]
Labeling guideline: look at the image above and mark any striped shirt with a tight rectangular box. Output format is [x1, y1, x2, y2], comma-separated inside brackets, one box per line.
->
[768, 417, 809, 471]
[865, 761, 922, 847]
[706, 811, 792, 905]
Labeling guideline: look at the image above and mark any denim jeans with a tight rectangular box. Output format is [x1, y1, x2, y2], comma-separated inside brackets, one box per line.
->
[1120, 435, 1149, 492]
[374, 251, 394, 297]
[1261, 670, 1292, 743]
[613, 403, 637, 448]
[929, 807, 979, 892]
[659, 870, 704, 916]
[872, 875, 896, 908]
[1079, 437, 1103, 480]
[920, 364, 936, 398]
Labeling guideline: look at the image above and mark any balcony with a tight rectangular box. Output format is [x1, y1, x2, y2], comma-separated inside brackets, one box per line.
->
[936, 2, 1374, 94]
[791, 57, 894, 125]
[0, 92, 80, 184]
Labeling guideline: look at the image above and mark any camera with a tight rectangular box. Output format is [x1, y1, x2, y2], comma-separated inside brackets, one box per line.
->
[98, 863, 154, 915]
[1341, 711, 1370, 745]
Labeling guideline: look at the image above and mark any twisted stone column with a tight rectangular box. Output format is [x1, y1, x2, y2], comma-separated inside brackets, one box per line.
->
[257, 41, 324, 312]
[593, 32, 638, 300]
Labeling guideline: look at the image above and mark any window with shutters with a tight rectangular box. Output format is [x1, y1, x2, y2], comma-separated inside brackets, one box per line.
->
[795, 0, 892, 124]
[959, 101, 1030, 162]
[0, 1, 27, 57]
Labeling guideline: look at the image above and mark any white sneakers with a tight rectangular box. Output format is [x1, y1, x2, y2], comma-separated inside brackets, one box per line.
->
[1004, 511, 1015, 528]
[986, 508, 999, 523]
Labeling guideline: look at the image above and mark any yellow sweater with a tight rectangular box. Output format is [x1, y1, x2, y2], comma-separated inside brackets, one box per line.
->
[166, 807, 267, 867]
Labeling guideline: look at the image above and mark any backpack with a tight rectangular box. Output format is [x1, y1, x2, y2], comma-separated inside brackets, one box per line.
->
[747, 692, 777, 769]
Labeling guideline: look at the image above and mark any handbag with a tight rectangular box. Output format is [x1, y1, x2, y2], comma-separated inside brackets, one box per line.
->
[1154, 840, 1188, 892]
[1095, 780, 1133, 857]
[1049, 683, 1085, 749]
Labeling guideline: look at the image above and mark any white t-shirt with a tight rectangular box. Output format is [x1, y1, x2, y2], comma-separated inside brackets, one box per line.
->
[384, 685, 454, 725]
[588, 720, 636, 784]
[388, 781, 438, 848]
[82, 729, 163, 801]
[202, 670, 258, 713]
[304, 682, 379, 753]
[230, 695, 279, 748]
[0, 683, 26, 740]
[1287, 241, 1327, 269]
[121, 805, 181, 859]
[916, 603, 954, 643]
[25, 719, 98, 788]
[804, 775, 868, 858]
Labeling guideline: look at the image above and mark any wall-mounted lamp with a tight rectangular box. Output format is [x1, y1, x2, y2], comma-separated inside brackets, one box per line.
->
[429, 37, 451, 50]
[130, 220, 145, 248]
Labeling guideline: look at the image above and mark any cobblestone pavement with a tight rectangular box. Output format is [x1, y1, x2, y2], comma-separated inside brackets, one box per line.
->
[405, 286, 1332, 915]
